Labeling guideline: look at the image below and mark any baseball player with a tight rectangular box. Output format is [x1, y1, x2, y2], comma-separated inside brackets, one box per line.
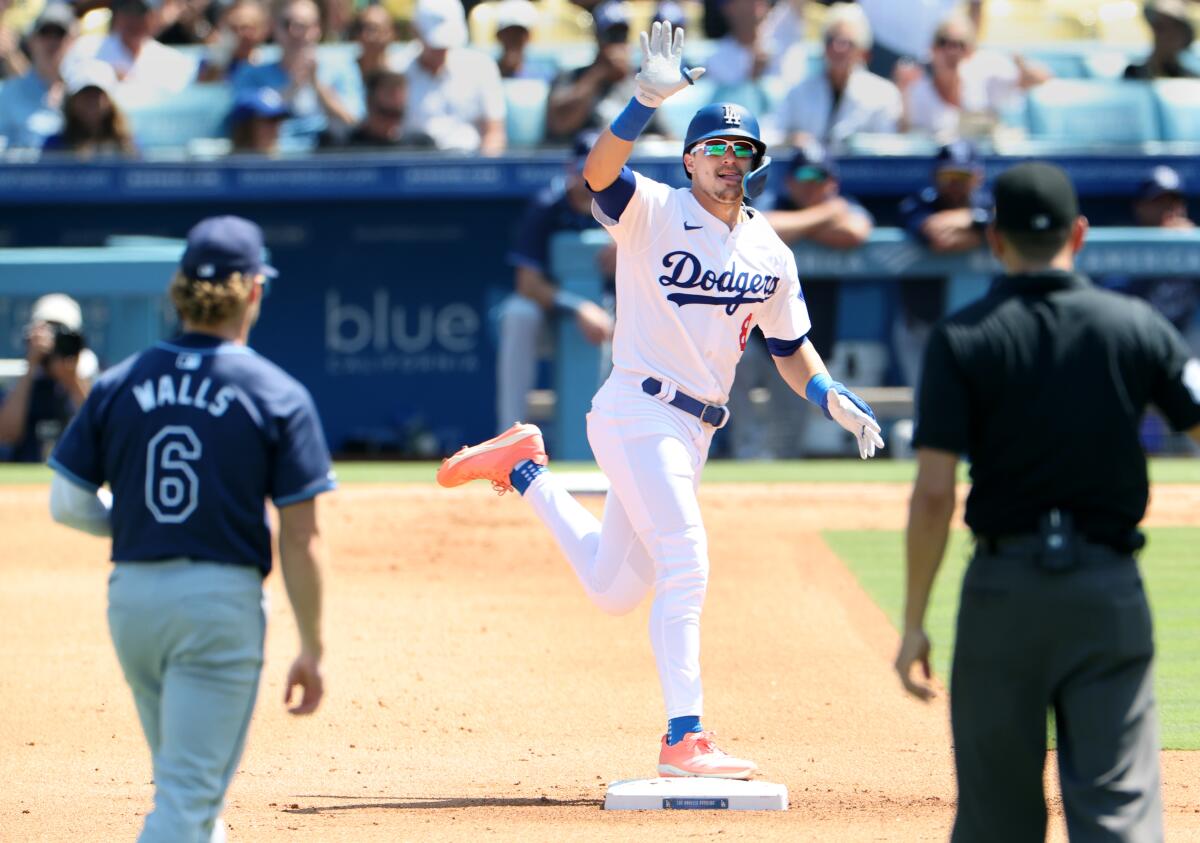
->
[47, 216, 336, 842]
[439, 21, 883, 779]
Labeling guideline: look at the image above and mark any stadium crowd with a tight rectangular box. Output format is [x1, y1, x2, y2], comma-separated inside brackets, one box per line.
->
[0, 0, 1198, 155]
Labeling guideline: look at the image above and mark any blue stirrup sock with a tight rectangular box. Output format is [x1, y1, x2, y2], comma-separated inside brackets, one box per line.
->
[510, 459, 547, 495]
[667, 715, 703, 745]
[610, 97, 656, 142]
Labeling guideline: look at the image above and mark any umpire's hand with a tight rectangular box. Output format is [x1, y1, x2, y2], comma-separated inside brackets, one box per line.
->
[895, 628, 936, 701]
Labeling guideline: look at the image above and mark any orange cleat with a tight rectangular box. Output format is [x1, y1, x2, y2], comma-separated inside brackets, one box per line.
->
[657, 731, 758, 780]
[436, 422, 548, 494]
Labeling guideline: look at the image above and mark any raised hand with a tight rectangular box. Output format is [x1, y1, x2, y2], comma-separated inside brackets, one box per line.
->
[634, 21, 706, 108]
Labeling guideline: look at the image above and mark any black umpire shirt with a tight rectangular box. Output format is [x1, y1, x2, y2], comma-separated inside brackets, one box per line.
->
[912, 269, 1200, 549]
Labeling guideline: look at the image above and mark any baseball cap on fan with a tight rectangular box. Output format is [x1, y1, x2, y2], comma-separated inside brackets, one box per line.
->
[31, 294, 84, 331]
[414, 0, 468, 49]
[993, 162, 1078, 234]
[592, 1, 630, 40]
[181, 216, 278, 281]
[1138, 165, 1186, 202]
[494, 0, 537, 32]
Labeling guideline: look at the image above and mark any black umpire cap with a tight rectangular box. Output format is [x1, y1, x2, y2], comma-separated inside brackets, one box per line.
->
[993, 162, 1078, 233]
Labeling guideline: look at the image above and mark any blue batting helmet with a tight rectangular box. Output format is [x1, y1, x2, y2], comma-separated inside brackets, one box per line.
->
[682, 102, 771, 197]
[683, 102, 767, 161]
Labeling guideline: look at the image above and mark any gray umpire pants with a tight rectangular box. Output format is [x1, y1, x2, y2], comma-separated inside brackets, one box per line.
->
[107, 560, 266, 843]
[950, 541, 1163, 843]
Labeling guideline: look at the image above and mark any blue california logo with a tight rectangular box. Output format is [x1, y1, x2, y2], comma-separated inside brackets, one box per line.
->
[657, 250, 781, 315]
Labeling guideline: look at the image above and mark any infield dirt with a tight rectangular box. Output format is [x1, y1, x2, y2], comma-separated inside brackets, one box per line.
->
[3, 482, 1199, 842]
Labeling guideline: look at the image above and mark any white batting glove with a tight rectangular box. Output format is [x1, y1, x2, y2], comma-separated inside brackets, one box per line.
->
[635, 21, 706, 108]
[826, 389, 886, 460]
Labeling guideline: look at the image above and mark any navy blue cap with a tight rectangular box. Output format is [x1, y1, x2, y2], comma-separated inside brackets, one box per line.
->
[789, 144, 838, 182]
[1138, 165, 1186, 201]
[592, 1, 629, 34]
[652, 0, 687, 30]
[229, 87, 290, 125]
[934, 140, 980, 173]
[572, 129, 600, 160]
[181, 216, 277, 281]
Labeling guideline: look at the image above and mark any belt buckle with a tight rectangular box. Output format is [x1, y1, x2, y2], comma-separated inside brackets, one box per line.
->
[701, 404, 730, 429]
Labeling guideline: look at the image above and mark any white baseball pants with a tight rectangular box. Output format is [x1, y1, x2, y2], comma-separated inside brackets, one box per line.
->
[522, 370, 715, 719]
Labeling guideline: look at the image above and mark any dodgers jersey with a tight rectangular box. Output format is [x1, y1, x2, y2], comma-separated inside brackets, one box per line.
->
[50, 333, 336, 575]
[593, 168, 812, 404]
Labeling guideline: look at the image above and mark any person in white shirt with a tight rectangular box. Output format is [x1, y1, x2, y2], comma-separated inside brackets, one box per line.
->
[778, 2, 900, 152]
[703, 0, 769, 88]
[65, 0, 195, 97]
[898, 12, 1049, 143]
[401, 0, 506, 154]
[857, 0, 982, 80]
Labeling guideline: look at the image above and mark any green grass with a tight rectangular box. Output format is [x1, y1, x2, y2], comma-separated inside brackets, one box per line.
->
[5, 458, 1197, 486]
[824, 527, 1200, 750]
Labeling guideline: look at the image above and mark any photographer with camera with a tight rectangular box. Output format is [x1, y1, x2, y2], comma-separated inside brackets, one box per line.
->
[0, 294, 96, 462]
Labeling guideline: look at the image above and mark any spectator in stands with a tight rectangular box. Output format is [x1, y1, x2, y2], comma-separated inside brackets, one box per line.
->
[319, 69, 435, 149]
[320, 0, 356, 42]
[494, 0, 545, 80]
[66, 0, 195, 96]
[725, 144, 875, 459]
[229, 86, 288, 153]
[233, 0, 364, 147]
[352, 4, 399, 87]
[401, 0, 506, 154]
[43, 59, 138, 158]
[898, 11, 1049, 142]
[0, 4, 75, 150]
[759, 0, 809, 83]
[156, 0, 217, 44]
[547, 1, 669, 142]
[858, 0, 982, 80]
[778, 3, 900, 153]
[495, 130, 614, 433]
[1103, 166, 1200, 352]
[1125, 0, 1197, 80]
[197, 0, 269, 82]
[0, 294, 97, 463]
[893, 140, 992, 386]
[0, 0, 30, 79]
[703, 0, 770, 89]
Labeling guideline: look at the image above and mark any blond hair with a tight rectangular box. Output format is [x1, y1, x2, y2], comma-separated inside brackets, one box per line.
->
[822, 2, 872, 51]
[169, 271, 255, 327]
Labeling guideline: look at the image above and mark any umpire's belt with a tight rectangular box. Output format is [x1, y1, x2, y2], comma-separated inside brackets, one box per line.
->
[641, 377, 730, 429]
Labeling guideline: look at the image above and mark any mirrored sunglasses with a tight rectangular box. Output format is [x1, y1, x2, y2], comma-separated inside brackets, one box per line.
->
[694, 140, 757, 159]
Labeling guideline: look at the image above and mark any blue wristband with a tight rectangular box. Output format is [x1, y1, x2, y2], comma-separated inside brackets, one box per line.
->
[610, 98, 656, 142]
[805, 372, 834, 410]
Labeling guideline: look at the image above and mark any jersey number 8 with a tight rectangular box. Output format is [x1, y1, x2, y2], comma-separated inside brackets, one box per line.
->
[146, 425, 202, 524]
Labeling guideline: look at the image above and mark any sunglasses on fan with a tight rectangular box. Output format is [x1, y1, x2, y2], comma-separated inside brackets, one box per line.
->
[692, 140, 757, 158]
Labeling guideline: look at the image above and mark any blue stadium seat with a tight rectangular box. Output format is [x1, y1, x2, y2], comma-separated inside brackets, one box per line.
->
[656, 77, 714, 140]
[1025, 80, 1160, 144]
[116, 84, 235, 150]
[1152, 79, 1200, 142]
[503, 77, 550, 148]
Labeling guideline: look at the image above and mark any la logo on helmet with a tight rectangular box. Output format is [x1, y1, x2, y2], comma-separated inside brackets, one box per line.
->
[722, 105, 742, 126]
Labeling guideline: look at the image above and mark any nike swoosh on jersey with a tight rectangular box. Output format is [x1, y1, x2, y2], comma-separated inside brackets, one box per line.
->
[684, 223, 703, 231]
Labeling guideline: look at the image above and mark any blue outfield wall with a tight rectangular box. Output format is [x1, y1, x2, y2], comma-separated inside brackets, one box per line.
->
[1, 152, 1198, 457]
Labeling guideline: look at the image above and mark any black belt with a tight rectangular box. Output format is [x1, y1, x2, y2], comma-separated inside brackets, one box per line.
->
[976, 533, 1138, 556]
[641, 378, 730, 429]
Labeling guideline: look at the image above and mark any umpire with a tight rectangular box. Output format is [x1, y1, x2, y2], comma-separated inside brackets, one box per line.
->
[895, 162, 1200, 842]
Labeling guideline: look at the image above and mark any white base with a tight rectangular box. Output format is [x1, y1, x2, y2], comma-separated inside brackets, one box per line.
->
[604, 777, 788, 811]
[556, 471, 610, 495]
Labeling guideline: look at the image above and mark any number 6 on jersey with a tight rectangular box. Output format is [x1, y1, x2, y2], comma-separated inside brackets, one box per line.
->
[145, 425, 202, 524]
